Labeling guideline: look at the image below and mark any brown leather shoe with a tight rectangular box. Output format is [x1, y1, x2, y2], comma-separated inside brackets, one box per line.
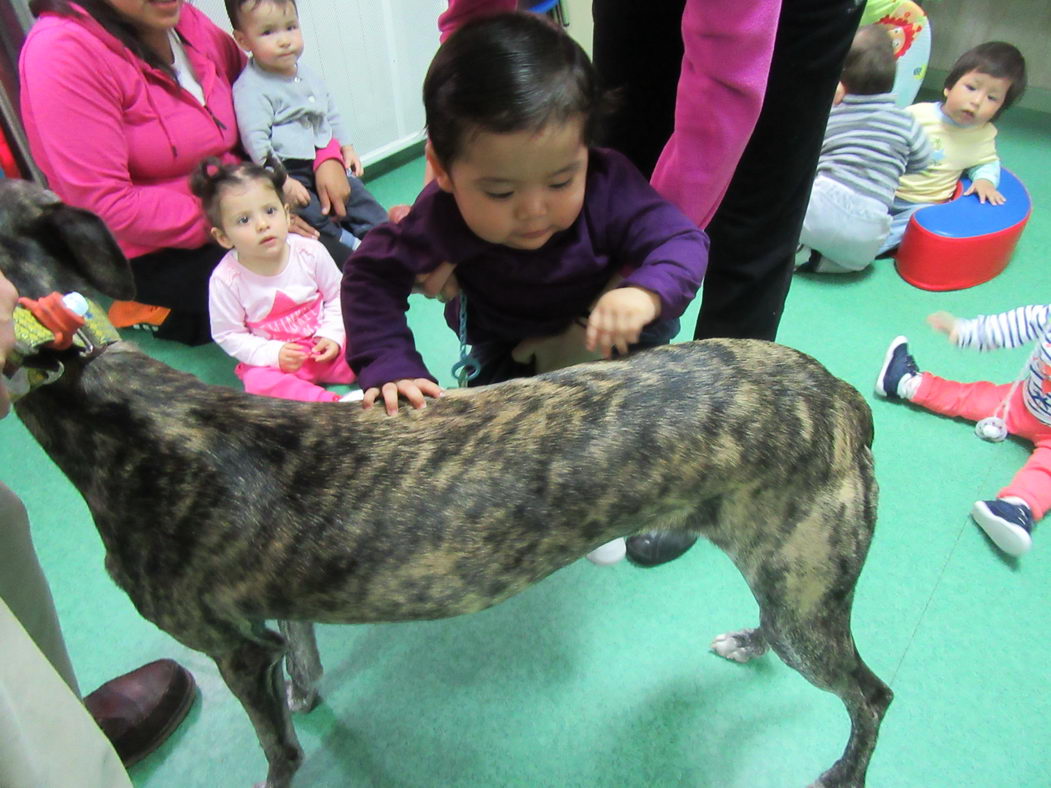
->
[83, 659, 196, 767]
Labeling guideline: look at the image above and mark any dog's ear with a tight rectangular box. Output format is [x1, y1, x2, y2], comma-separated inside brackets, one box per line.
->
[39, 200, 137, 300]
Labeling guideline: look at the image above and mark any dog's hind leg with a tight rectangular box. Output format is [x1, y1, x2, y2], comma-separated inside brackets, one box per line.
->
[215, 627, 304, 788]
[711, 627, 769, 663]
[278, 620, 323, 713]
[717, 483, 890, 784]
[762, 606, 892, 788]
[742, 515, 891, 788]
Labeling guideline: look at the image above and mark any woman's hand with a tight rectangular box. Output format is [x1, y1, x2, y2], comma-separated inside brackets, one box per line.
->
[314, 158, 351, 220]
[413, 261, 459, 303]
[362, 378, 445, 416]
[278, 342, 309, 372]
[310, 337, 340, 363]
[586, 286, 660, 358]
[288, 213, 320, 239]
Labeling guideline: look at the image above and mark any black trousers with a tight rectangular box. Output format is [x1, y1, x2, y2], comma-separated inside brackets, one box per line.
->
[592, 0, 686, 179]
[129, 231, 356, 346]
[592, 0, 863, 341]
[284, 159, 389, 244]
[696, 0, 863, 341]
[129, 243, 225, 345]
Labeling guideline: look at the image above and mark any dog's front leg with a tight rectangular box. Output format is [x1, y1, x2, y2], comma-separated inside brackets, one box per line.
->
[215, 629, 304, 788]
[278, 620, 323, 712]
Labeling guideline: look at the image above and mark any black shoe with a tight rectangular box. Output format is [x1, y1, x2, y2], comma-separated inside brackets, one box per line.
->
[84, 659, 196, 767]
[874, 336, 919, 400]
[625, 532, 698, 567]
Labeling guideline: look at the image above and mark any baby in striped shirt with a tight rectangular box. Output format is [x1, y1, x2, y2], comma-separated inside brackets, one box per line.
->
[796, 25, 932, 274]
[876, 305, 1051, 557]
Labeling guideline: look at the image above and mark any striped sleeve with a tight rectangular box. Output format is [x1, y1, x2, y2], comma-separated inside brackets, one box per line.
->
[954, 305, 1051, 351]
[904, 116, 933, 174]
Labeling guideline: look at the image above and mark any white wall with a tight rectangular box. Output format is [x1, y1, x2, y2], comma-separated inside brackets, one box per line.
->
[191, 0, 444, 164]
[558, 0, 594, 57]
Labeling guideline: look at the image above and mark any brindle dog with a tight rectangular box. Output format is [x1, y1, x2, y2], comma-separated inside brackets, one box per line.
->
[0, 180, 891, 787]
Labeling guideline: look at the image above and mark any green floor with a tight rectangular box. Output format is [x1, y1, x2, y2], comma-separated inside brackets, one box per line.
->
[3, 106, 1050, 787]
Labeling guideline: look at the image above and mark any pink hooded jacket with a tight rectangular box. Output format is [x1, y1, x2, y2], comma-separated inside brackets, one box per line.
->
[19, 4, 246, 258]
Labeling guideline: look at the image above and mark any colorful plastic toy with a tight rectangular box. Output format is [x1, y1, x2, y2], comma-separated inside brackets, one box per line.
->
[863, 0, 931, 107]
[895, 169, 1032, 291]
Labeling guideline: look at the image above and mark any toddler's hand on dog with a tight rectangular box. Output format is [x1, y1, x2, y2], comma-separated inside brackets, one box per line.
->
[586, 287, 660, 358]
[363, 378, 444, 415]
[278, 343, 309, 373]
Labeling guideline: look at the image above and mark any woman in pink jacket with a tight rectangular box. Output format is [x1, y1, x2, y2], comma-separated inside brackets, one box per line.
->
[19, 0, 349, 345]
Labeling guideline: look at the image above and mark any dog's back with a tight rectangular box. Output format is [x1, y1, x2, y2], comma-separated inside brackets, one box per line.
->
[16, 339, 873, 644]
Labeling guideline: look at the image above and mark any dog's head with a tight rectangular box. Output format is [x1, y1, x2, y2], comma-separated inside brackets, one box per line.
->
[0, 179, 135, 301]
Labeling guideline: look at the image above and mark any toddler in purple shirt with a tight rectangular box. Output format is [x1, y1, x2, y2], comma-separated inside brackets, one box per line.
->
[343, 12, 707, 406]
[341, 12, 709, 563]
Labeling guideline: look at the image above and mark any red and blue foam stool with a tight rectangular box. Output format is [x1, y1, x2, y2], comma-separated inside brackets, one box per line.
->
[895, 169, 1031, 291]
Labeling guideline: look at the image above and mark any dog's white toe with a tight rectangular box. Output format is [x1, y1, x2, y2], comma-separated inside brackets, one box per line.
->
[711, 629, 768, 663]
[711, 633, 748, 662]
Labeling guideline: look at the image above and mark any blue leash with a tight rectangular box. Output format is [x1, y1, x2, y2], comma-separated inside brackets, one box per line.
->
[450, 293, 480, 387]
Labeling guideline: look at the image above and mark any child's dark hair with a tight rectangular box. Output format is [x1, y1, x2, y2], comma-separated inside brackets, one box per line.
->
[189, 157, 287, 228]
[423, 12, 608, 166]
[224, 0, 297, 31]
[840, 25, 896, 95]
[944, 42, 1027, 119]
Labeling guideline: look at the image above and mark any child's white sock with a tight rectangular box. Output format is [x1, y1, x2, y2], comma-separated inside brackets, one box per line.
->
[898, 373, 920, 400]
[586, 537, 626, 566]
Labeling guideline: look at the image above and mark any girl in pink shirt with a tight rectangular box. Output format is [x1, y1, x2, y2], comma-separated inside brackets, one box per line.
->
[192, 159, 359, 403]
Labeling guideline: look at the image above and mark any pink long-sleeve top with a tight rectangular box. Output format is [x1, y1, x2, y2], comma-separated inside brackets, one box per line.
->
[19, 4, 246, 259]
[209, 235, 346, 369]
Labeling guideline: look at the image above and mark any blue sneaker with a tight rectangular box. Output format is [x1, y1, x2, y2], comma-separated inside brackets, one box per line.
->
[971, 499, 1034, 556]
[875, 336, 918, 400]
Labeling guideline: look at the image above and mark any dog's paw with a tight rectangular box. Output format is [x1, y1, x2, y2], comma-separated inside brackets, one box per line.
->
[286, 683, 320, 714]
[711, 628, 768, 663]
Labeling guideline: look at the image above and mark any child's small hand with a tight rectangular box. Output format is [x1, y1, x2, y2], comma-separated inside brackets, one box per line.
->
[341, 145, 364, 178]
[310, 337, 340, 363]
[965, 179, 1006, 206]
[283, 178, 311, 208]
[927, 311, 959, 342]
[586, 286, 660, 358]
[278, 342, 309, 372]
[362, 378, 445, 416]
